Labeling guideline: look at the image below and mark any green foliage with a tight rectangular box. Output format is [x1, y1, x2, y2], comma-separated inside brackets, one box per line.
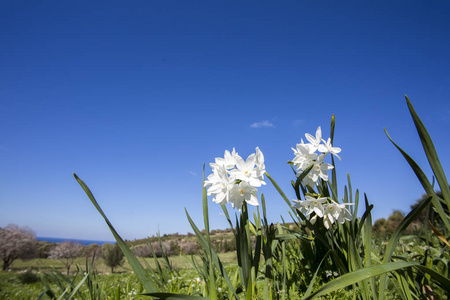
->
[17, 270, 41, 284]
[36, 241, 57, 259]
[74, 173, 161, 294]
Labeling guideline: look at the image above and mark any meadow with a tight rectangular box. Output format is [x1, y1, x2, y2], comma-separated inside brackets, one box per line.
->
[1, 97, 449, 299]
[0, 253, 237, 299]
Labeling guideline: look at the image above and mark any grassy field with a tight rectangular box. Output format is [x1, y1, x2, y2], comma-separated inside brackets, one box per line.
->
[3, 251, 238, 274]
[0, 252, 238, 299]
[0, 271, 144, 300]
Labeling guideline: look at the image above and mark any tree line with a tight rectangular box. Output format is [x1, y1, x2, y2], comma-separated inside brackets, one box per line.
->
[372, 188, 449, 238]
[0, 224, 236, 274]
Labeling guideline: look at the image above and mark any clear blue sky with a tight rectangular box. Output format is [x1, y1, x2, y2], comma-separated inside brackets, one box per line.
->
[1, 1, 449, 241]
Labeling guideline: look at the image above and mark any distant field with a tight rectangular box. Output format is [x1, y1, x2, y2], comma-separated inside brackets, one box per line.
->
[4, 251, 238, 275]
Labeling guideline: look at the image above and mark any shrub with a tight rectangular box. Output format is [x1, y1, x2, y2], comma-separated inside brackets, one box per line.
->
[133, 244, 152, 257]
[102, 243, 124, 273]
[179, 239, 197, 255]
[17, 271, 40, 284]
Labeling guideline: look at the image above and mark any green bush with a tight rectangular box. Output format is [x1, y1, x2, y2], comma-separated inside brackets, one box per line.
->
[102, 243, 124, 273]
[17, 271, 40, 284]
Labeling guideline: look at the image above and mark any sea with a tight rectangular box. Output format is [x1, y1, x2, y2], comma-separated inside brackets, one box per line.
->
[36, 236, 114, 246]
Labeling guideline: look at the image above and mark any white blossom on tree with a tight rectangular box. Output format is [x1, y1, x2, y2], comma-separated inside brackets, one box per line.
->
[0, 224, 36, 271]
[48, 241, 82, 275]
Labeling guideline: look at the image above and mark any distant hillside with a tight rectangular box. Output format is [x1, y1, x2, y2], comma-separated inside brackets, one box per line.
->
[125, 228, 236, 257]
[373, 188, 448, 238]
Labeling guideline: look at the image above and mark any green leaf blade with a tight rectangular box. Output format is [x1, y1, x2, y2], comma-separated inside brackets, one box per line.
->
[73, 173, 159, 293]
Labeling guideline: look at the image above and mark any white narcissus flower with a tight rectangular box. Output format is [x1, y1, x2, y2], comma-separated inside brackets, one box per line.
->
[308, 154, 334, 182]
[323, 214, 332, 229]
[205, 147, 265, 210]
[292, 141, 317, 171]
[230, 153, 266, 187]
[204, 165, 232, 205]
[305, 126, 322, 151]
[291, 125, 342, 189]
[255, 146, 266, 182]
[292, 196, 327, 218]
[336, 202, 353, 223]
[301, 173, 317, 188]
[293, 196, 353, 228]
[214, 148, 239, 169]
[255, 146, 265, 169]
[323, 201, 341, 225]
[229, 181, 258, 210]
[323, 201, 354, 227]
[318, 138, 341, 160]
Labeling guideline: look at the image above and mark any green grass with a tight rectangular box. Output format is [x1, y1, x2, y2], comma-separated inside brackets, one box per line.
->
[5, 252, 237, 274]
[0, 252, 236, 299]
[0, 252, 238, 299]
[0, 271, 146, 299]
[6, 252, 236, 274]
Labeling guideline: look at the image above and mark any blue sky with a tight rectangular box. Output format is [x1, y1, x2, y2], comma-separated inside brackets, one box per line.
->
[1, 1, 449, 241]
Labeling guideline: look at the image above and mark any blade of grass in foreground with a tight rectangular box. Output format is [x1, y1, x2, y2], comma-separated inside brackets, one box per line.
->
[363, 195, 377, 300]
[266, 172, 291, 207]
[302, 261, 420, 300]
[63, 273, 89, 300]
[385, 128, 450, 232]
[377, 195, 432, 298]
[414, 264, 450, 292]
[405, 95, 450, 206]
[73, 173, 159, 293]
[202, 166, 217, 300]
[302, 250, 331, 299]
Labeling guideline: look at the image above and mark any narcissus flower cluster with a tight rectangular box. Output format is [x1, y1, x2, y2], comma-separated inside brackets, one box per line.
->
[291, 126, 341, 188]
[204, 147, 265, 210]
[291, 126, 353, 228]
[292, 196, 353, 229]
[205, 126, 352, 228]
